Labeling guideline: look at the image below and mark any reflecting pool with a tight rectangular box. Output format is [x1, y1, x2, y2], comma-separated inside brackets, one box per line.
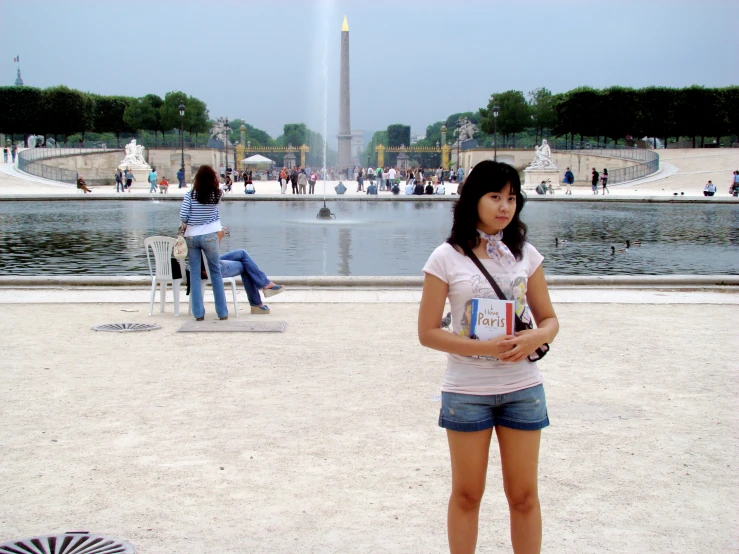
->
[0, 200, 737, 275]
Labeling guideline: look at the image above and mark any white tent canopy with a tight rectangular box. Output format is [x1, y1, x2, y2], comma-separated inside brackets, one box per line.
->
[241, 154, 275, 165]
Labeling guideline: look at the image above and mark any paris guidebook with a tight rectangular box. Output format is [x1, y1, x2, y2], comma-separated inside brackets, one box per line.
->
[468, 298, 515, 340]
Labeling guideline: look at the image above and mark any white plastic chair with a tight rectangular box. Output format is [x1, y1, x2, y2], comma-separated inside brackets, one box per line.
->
[144, 236, 181, 316]
[188, 255, 239, 318]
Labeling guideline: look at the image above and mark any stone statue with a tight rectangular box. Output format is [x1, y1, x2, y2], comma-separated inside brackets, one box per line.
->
[209, 117, 231, 147]
[120, 139, 148, 167]
[456, 117, 478, 144]
[121, 139, 149, 167]
[528, 139, 556, 169]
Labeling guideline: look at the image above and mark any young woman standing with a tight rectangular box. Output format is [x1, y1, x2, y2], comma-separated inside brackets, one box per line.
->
[418, 160, 558, 553]
[179, 165, 229, 321]
[601, 168, 609, 194]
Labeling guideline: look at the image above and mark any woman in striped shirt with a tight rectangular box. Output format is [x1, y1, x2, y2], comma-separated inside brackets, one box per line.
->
[179, 165, 229, 321]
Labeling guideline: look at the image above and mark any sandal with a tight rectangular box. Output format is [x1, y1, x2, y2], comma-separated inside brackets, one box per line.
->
[251, 305, 270, 314]
[263, 284, 285, 298]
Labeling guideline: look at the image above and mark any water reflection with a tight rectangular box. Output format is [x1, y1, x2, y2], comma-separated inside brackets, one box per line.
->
[0, 200, 737, 276]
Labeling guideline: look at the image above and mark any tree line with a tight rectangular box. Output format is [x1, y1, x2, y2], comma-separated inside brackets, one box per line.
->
[0, 85, 209, 146]
[363, 85, 739, 166]
[477, 85, 738, 149]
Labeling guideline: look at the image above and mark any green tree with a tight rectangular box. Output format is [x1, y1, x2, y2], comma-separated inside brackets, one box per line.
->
[142, 94, 164, 145]
[600, 87, 637, 145]
[123, 98, 158, 140]
[160, 91, 188, 133]
[362, 130, 387, 166]
[183, 96, 209, 145]
[0, 86, 43, 140]
[480, 90, 530, 145]
[386, 124, 411, 147]
[635, 87, 676, 146]
[280, 123, 308, 147]
[528, 87, 557, 143]
[41, 86, 92, 143]
[93, 95, 134, 147]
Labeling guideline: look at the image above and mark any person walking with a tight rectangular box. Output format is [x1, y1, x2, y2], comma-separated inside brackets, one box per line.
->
[377, 165, 385, 191]
[309, 170, 317, 194]
[279, 167, 288, 194]
[298, 168, 308, 194]
[563, 167, 574, 195]
[148, 168, 158, 193]
[457, 166, 464, 185]
[177, 167, 186, 189]
[418, 160, 558, 554]
[179, 165, 229, 321]
[124, 169, 134, 192]
[438, 166, 445, 186]
[356, 167, 364, 192]
[11, 145, 17, 163]
[601, 168, 609, 194]
[114, 169, 124, 193]
[290, 168, 299, 194]
[3, 146, 8, 162]
[591, 168, 600, 195]
[731, 170, 739, 196]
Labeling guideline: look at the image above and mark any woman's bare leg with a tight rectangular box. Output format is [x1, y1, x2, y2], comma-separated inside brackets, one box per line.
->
[446, 428, 493, 554]
[496, 427, 542, 554]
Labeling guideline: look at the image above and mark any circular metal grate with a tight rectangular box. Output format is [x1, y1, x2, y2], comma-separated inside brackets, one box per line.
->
[0, 532, 135, 554]
[92, 323, 161, 333]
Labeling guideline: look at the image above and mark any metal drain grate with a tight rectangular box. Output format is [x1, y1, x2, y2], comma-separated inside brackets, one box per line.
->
[92, 323, 161, 333]
[0, 532, 135, 554]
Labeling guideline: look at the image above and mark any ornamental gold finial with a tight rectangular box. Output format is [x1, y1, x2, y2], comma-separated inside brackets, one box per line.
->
[342, 15, 349, 32]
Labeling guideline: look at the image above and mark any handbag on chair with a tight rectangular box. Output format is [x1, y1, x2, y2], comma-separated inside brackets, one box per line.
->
[173, 222, 188, 259]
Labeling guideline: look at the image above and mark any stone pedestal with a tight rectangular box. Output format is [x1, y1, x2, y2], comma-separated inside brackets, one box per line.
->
[523, 167, 560, 191]
[120, 166, 153, 188]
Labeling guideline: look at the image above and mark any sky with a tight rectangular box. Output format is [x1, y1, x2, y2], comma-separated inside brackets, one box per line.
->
[2, 0, 738, 146]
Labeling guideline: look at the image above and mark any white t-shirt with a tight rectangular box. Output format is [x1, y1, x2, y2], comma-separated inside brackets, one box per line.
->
[405, 184, 414, 195]
[388, 168, 396, 180]
[435, 184, 445, 195]
[423, 241, 544, 395]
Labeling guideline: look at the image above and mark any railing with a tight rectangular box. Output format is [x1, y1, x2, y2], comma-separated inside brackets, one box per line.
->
[17, 147, 122, 184]
[565, 148, 660, 184]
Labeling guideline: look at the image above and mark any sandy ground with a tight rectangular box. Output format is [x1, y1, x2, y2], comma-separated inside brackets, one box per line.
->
[1, 300, 737, 553]
[2, 148, 739, 198]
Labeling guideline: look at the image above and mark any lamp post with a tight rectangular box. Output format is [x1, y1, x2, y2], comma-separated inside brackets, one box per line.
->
[178, 102, 186, 177]
[455, 118, 462, 173]
[492, 104, 500, 161]
[224, 118, 230, 173]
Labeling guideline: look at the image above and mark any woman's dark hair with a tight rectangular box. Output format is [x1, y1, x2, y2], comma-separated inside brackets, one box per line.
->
[447, 160, 527, 260]
[603, 168, 608, 175]
[192, 165, 222, 204]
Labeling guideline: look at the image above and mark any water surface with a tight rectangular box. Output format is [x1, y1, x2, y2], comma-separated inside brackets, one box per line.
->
[0, 201, 737, 275]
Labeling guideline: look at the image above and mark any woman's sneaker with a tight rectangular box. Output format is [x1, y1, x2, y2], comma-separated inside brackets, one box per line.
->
[251, 305, 270, 314]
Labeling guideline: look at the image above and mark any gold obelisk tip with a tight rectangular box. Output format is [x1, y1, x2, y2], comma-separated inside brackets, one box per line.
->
[342, 15, 349, 32]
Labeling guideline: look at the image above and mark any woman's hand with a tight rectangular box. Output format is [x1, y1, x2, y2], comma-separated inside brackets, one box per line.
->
[496, 329, 547, 363]
[479, 334, 516, 358]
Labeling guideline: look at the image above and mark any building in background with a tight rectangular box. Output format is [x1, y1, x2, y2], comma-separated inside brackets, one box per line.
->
[351, 130, 364, 164]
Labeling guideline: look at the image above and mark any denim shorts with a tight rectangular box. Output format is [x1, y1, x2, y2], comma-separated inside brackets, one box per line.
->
[439, 384, 549, 432]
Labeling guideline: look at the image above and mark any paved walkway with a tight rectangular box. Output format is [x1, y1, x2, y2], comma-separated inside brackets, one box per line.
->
[1, 296, 737, 553]
[2, 148, 738, 198]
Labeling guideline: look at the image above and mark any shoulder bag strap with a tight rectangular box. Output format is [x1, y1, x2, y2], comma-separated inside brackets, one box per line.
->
[464, 247, 549, 361]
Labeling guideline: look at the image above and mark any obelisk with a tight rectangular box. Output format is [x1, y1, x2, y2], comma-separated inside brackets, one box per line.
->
[337, 15, 352, 172]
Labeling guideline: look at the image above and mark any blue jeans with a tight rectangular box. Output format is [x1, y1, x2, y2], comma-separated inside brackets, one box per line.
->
[186, 233, 228, 319]
[219, 249, 269, 307]
[149, 181, 157, 192]
[116, 180, 124, 192]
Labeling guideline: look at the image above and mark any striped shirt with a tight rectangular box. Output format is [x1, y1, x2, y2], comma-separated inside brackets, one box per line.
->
[180, 191, 221, 226]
